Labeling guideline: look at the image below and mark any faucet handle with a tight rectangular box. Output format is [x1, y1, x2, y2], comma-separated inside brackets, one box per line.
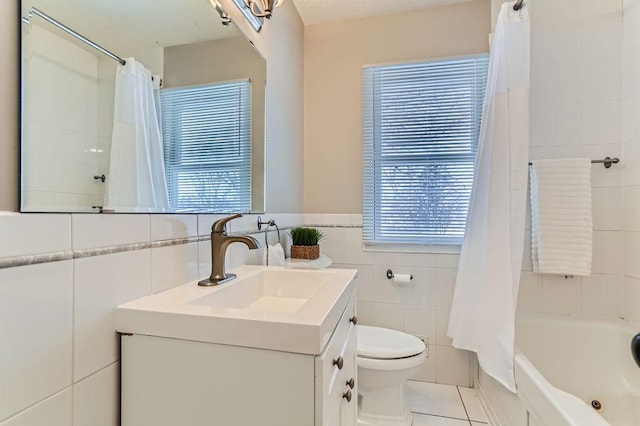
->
[211, 213, 243, 233]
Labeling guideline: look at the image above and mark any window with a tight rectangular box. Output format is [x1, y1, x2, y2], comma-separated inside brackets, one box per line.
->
[362, 56, 489, 246]
[160, 80, 252, 212]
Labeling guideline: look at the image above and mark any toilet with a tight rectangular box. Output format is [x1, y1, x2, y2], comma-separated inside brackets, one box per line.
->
[357, 325, 426, 426]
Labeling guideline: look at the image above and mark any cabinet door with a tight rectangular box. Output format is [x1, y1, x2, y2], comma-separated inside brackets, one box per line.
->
[340, 325, 357, 426]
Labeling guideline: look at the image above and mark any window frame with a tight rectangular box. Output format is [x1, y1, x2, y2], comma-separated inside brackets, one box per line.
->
[362, 54, 489, 250]
[160, 79, 252, 213]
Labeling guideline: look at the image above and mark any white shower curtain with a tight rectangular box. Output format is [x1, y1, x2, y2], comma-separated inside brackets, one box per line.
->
[105, 58, 169, 211]
[447, 2, 530, 393]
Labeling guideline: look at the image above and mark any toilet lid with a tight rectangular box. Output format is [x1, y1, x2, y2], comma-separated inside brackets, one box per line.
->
[357, 325, 425, 359]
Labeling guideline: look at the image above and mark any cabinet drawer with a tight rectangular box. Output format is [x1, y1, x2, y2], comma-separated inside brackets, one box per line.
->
[316, 293, 357, 425]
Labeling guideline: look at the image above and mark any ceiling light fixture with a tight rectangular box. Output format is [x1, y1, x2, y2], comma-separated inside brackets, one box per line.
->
[243, 0, 286, 19]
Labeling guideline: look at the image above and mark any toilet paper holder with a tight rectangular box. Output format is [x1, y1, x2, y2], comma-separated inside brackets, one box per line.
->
[386, 269, 414, 281]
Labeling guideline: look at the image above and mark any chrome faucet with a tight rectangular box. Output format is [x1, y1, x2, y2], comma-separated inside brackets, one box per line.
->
[198, 214, 260, 286]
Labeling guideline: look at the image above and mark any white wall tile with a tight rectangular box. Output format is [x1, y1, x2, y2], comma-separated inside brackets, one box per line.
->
[435, 307, 453, 346]
[623, 276, 640, 324]
[404, 305, 436, 339]
[0, 213, 70, 258]
[373, 264, 430, 305]
[72, 214, 149, 250]
[581, 57, 622, 102]
[73, 250, 151, 381]
[592, 187, 622, 230]
[72, 363, 118, 426]
[435, 346, 470, 387]
[318, 227, 346, 263]
[436, 254, 460, 268]
[0, 389, 71, 426]
[517, 271, 543, 313]
[371, 302, 404, 331]
[581, 100, 622, 145]
[150, 215, 198, 240]
[623, 186, 640, 231]
[357, 301, 375, 326]
[345, 263, 373, 302]
[542, 275, 581, 314]
[151, 243, 200, 293]
[623, 231, 640, 278]
[581, 13, 623, 59]
[581, 274, 623, 317]
[434, 268, 457, 307]
[592, 231, 623, 274]
[0, 261, 73, 421]
[343, 228, 374, 265]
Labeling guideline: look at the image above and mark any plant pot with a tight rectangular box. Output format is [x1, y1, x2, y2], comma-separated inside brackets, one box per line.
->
[290, 244, 320, 260]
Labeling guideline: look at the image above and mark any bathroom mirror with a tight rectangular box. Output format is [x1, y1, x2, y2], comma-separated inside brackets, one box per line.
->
[20, 0, 266, 213]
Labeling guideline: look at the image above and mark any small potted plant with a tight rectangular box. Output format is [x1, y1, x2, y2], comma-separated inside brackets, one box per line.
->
[290, 227, 325, 260]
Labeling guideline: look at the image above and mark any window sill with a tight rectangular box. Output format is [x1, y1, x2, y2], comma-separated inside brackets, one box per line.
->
[363, 243, 461, 255]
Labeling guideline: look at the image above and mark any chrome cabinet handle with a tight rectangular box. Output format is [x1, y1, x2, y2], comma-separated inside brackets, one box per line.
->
[333, 356, 344, 370]
[346, 378, 355, 389]
[349, 315, 357, 325]
[343, 389, 352, 402]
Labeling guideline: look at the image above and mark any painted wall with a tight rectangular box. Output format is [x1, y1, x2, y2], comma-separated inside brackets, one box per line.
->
[303, 0, 492, 213]
[623, 0, 640, 326]
[0, 1, 19, 211]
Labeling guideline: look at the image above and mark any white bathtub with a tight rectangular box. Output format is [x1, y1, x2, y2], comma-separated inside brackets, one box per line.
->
[479, 313, 640, 425]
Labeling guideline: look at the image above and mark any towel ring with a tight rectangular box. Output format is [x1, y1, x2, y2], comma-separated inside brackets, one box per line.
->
[257, 216, 280, 246]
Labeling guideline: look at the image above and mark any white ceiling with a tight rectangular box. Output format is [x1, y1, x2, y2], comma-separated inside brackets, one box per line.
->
[291, 0, 477, 25]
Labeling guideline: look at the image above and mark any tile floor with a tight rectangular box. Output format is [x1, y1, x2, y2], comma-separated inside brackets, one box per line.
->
[406, 381, 488, 426]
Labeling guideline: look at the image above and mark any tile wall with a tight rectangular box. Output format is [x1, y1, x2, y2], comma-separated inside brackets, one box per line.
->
[313, 214, 473, 387]
[516, 0, 624, 319]
[0, 212, 301, 425]
[22, 25, 101, 212]
[623, 0, 640, 326]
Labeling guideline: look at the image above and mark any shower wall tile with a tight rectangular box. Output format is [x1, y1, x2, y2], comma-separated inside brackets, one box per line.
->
[623, 276, 640, 325]
[541, 275, 581, 315]
[517, 271, 543, 313]
[581, 273, 623, 317]
[591, 187, 622, 230]
[592, 231, 623, 274]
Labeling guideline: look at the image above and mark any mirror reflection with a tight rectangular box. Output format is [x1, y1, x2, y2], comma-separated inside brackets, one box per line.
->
[20, 0, 266, 213]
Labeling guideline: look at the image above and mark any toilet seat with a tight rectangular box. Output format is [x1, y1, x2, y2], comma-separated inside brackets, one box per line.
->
[357, 325, 425, 360]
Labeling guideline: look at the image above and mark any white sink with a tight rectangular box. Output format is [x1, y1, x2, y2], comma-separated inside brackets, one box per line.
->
[116, 265, 357, 354]
[189, 269, 333, 314]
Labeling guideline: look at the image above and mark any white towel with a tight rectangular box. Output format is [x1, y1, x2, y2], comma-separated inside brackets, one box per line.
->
[530, 158, 592, 276]
[263, 243, 285, 266]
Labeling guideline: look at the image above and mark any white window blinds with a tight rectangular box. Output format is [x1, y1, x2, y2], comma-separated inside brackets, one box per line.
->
[363, 56, 489, 245]
[160, 80, 252, 212]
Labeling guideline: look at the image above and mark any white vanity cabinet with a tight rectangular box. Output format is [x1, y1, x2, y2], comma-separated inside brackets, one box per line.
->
[120, 283, 357, 426]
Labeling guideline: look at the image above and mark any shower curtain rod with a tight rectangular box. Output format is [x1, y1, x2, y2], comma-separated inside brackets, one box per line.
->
[26, 8, 127, 66]
[513, 0, 525, 11]
[528, 157, 620, 169]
